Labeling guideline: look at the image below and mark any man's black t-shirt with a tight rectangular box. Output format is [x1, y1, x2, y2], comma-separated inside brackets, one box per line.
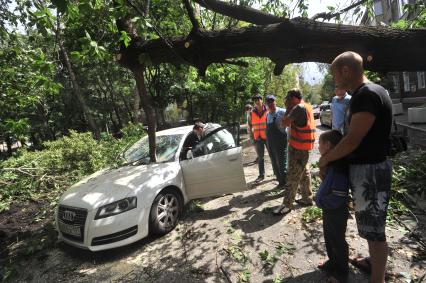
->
[346, 83, 393, 164]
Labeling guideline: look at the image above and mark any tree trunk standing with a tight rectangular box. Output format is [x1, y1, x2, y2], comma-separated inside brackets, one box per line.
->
[58, 39, 100, 139]
[133, 88, 141, 122]
[5, 135, 12, 156]
[112, 103, 123, 129]
[132, 66, 157, 162]
[185, 91, 195, 123]
[232, 88, 238, 125]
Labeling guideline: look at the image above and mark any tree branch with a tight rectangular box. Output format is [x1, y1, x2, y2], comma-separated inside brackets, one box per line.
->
[118, 17, 426, 73]
[194, 0, 283, 25]
[312, 0, 368, 21]
[183, 0, 200, 31]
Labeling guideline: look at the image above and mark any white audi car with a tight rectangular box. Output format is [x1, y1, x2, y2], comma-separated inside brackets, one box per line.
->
[55, 124, 247, 251]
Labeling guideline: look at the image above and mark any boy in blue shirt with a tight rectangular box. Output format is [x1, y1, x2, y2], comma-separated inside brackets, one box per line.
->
[316, 130, 349, 283]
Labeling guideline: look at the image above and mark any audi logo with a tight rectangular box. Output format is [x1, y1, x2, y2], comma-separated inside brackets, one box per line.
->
[62, 210, 76, 222]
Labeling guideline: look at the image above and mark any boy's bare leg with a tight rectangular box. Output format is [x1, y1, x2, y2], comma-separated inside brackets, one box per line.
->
[368, 240, 388, 283]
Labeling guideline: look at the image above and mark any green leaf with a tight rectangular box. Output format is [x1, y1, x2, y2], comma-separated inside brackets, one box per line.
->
[85, 30, 92, 40]
[119, 31, 131, 47]
[259, 250, 269, 261]
[70, 51, 82, 61]
[144, 19, 153, 28]
[131, 16, 141, 23]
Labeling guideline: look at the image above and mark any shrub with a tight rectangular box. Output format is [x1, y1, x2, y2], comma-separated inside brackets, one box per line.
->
[0, 123, 145, 212]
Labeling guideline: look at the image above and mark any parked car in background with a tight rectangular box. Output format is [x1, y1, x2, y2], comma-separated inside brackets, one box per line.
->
[56, 124, 247, 251]
[319, 104, 332, 127]
[312, 104, 320, 119]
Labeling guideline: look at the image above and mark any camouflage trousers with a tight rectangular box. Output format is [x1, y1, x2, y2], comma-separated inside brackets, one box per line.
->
[281, 146, 312, 208]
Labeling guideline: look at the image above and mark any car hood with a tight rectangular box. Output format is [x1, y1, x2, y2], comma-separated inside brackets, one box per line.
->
[59, 162, 178, 210]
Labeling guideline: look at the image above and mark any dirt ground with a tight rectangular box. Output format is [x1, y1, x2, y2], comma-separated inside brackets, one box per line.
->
[3, 125, 426, 283]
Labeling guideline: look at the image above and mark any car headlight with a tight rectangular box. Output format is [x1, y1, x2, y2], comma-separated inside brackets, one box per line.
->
[95, 197, 137, 220]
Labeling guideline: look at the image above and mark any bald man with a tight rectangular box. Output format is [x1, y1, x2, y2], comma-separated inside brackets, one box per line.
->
[319, 51, 393, 283]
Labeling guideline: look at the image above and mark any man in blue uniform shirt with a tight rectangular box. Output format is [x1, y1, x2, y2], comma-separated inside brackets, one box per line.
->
[265, 94, 287, 187]
[331, 87, 351, 134]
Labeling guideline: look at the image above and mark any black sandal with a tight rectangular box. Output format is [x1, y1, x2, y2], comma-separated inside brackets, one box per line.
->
[317, 260, 335, 273]
[350, 256, 371, 274]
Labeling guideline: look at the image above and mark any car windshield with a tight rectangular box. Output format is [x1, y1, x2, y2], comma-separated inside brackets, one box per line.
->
[123, 134, 183, 164]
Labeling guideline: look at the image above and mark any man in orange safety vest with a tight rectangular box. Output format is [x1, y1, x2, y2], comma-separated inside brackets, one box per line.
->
[248, 93, 268, 182]
[273, 89, 316, 215]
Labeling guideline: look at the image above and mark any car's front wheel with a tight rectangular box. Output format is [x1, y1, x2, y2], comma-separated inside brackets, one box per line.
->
[149, 189, 182, 235]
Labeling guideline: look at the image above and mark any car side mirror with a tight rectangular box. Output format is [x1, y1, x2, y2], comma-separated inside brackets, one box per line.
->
[186, 150, 193, 159]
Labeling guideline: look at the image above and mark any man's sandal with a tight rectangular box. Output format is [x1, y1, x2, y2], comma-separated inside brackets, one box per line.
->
[349, 257, 371, 274]
[295, 199, 313, 207]
[317, 260, 335, 273]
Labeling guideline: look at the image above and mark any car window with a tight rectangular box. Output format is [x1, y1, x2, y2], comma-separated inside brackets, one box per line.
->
[123, 134, 183, 164]
[193, 129, 235, 157]
[321, 104, 331, 111]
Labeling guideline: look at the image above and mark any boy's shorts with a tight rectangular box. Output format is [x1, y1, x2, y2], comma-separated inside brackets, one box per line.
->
[349, 160, 392, 242]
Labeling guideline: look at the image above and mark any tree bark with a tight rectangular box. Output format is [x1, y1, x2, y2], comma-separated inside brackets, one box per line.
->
[133, 88, 141, 122]
[118, 17, 426, 73]
[132, 66, 157, 162]
[194, 0, 283, 25]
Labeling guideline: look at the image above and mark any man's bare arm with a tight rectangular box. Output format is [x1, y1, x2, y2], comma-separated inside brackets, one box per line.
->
[318, 112, 375, 167]
[247, 115, 252, 133]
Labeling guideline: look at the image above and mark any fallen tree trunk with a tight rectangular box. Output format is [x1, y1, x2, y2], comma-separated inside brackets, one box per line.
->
[118, 17, 426, 74]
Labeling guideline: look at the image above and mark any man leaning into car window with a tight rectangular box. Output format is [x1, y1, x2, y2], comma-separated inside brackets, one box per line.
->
[181, 122, 203, 159]
[192, 122, 220, 157]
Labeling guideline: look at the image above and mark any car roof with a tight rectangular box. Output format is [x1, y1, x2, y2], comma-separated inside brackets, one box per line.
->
[156, 125, 194, 136]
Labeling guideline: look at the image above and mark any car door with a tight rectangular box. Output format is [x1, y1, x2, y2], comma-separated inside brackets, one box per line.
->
[180, 127, 247, 200]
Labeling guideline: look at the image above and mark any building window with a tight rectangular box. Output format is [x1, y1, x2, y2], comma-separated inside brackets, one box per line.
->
[403, 72, 410, 92]
[418, 72, 426, 89]
[392, 75, 400, 93]
[374, 0, 384, 15]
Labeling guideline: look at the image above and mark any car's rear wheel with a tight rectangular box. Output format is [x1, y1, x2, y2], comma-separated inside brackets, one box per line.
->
[149, 189, 182, 235]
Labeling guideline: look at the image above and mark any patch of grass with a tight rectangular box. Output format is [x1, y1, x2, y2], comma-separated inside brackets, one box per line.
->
[258, 243, 296, 267]
[226, 224, 236, 234]
[275, 243, 296, 256]
[311, 175, 321, 192]
[229, 245, 249, 264]
[187, 200, 204, 213]
[238, 268, 250, 282]
[265, 187, 283, 197]
[259, 249, 275, 265]
[301, 206, 322, 223]
[273, 274, 284, 283]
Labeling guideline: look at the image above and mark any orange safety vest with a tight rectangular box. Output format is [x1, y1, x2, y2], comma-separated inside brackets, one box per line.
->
[289, 102, 316, 150]
[251, 109, 267, 141]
